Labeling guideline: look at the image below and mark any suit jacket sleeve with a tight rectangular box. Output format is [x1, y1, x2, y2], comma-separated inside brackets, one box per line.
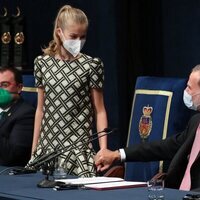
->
[124, 113, 199, 162]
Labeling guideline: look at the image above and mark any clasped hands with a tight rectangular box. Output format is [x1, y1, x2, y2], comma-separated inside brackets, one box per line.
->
[94, 149, 121, 172]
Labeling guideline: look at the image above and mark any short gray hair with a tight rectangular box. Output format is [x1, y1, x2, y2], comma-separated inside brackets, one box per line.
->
[192, 64, 200, 72]
[192, 64, 200, 86]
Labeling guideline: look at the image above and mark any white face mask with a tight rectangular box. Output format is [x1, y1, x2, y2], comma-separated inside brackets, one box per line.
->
[183, 90, 200, 111]
[63, 39, 85, 57]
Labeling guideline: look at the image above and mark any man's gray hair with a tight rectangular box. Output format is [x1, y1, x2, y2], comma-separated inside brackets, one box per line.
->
[192, 64, 200, 86]
[192, 64, 200, 72]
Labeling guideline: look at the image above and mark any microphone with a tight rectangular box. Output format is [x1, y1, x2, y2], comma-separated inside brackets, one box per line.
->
[8, 167, 37, 175]
[10, 128, 117, 175]
[28, 128, 117, 169]
[15, 128, 117, 188]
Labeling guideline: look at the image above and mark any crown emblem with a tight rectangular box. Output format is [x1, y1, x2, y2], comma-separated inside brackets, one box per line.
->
[143, 106, 153, 116]
[139, 105, 153, 141]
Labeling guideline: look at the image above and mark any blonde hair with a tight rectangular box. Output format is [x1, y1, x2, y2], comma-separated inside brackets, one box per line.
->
[42, 5, 88, 56]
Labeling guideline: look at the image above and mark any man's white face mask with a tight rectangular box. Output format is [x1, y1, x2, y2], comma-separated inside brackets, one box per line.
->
[183, 90, 200, 111]
[63, 39, 85, 57]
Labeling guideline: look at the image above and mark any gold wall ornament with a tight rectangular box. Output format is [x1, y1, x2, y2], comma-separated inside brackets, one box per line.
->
[2, 7, 8, 16]
[1, 32, 11, 44]
[13, 6, 21, 17]
[139, 105, 153, 141]
[14, 32, 25, 44]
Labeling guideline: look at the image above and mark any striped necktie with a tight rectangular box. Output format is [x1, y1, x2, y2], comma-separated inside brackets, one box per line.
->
[179, 124, 200, 191]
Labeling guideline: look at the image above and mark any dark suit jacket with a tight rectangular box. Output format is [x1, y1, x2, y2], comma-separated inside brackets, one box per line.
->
[0, 97, 35, 166]
[124, 113, 200, 191]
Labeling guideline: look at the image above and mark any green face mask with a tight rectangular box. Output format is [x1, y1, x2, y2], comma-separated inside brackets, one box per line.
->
[0, 88, 12, 107]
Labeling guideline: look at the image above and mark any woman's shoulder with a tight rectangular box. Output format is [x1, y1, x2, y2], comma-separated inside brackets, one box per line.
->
[34, 54, 51, 63]
[34, 54, 52, 65]
[81, 53, 103, 65]
[34, 55, 44, 64]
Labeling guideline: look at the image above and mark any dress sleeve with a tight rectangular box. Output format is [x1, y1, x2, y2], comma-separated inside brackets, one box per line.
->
[34, 56, 43, 87]
[89, 57, 104, 89]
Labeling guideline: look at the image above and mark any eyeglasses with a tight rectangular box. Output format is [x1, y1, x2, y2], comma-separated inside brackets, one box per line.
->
[0, 81, 15, 88]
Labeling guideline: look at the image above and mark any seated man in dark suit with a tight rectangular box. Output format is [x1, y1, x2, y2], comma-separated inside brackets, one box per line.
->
[0, 67, 35, 166]
[95, 65, 200, 192]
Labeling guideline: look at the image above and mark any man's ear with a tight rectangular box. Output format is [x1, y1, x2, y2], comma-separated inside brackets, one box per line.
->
[17, 83, 23, 94]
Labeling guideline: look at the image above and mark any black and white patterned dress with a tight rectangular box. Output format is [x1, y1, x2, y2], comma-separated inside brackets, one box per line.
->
[30, 54, 104, 177]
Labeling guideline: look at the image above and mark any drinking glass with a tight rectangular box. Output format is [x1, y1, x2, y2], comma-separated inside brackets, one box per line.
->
[53, 158, 67, 179]
[147, 179, 165, 200]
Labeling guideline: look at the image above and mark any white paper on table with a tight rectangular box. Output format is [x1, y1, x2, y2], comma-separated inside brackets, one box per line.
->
[55, 176, 124, 185]
[84, 181, 147, 190]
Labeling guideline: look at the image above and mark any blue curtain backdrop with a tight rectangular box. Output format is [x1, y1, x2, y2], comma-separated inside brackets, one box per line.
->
[1, 0, 200, 150]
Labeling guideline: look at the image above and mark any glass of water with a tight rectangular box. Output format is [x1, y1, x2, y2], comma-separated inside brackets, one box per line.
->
[147, 179, 165, 200]
[53, 157, 67, 179]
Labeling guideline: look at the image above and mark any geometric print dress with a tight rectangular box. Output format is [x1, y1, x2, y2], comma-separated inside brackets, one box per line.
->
[28, 53, 104, 177]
